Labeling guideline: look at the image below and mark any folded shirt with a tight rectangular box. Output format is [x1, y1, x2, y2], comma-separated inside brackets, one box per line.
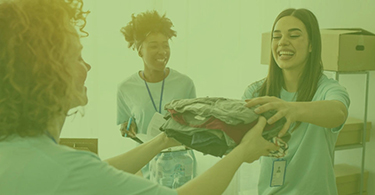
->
[161, 97, 291, 158]
[160, 117, 236, 157]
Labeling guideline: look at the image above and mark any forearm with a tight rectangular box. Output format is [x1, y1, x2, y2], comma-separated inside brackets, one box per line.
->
[177, 146, 246, 195]
[295, 100, 348, 128]
[104, 135, 166, 174]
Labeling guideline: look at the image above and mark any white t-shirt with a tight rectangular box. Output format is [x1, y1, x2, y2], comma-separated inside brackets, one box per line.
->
[242, 74, 350, 195]
[117, 68, 196, 134]
[0, 134, 178, 195]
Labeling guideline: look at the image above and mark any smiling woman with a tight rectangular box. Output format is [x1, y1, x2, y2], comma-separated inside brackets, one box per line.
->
[116, 10, 197, 182]
[242, 8, 350, 195]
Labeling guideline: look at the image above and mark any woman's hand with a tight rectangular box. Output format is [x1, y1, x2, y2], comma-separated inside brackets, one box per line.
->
[239, 116, 279, 163]
[245, 96, 298, 137]
[120, 120, 137, 138]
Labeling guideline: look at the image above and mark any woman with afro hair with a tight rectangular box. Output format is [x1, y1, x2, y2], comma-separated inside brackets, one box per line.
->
[117, 10, 197, 182]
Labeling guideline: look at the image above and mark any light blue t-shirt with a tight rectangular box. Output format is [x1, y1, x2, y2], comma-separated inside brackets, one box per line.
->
[242, 74, 350, 195]
[0, 135, 177, 195]
[117, 68, 197, 180]
[117, 68, 196, 133]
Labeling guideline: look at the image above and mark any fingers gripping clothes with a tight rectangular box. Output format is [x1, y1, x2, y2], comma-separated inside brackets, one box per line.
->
[160, 97, 290, 157]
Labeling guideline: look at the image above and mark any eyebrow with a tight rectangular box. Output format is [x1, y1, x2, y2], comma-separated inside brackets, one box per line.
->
[273, 28, 302, 33]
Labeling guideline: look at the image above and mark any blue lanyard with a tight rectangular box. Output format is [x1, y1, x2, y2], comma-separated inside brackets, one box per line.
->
[143, 71, 165, 113]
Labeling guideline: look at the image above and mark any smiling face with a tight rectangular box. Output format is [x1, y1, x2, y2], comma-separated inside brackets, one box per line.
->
[69, 32, 91, 108]
[139, 32, 170, 72]
[272, 16, 311, 73]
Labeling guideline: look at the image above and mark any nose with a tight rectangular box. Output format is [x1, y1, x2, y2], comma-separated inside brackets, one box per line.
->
[85, 61, 91, 72]
[278, 36, 290, 46]
[159, 50, 167, 55]
[158, 47, 167, 55]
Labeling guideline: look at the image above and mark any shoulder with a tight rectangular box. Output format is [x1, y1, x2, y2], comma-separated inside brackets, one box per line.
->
[118, 72, 141, 89]
[248, 78, 266, 89]
[117, 72, 143, 96]
[39, 141, 101, 170]
[55, 148, 178, 195]
[242, 78, 266, 99]
[314, 74, 350, 105]
[168, 68, 195, 85]
[316, 74, 346, 94]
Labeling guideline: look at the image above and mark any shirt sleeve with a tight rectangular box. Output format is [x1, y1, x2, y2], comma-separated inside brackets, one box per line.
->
[57, 151, 178, 195]
[242, 81, 262, 100]
[321, 80, 350, 133]
[117, 87, 131, 125]
[188, 80, 197, 99]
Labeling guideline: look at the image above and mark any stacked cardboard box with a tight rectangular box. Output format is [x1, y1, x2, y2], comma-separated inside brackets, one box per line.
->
[335, 164, 369, 195]
[336, 117, 371, 147]
[59, 138, 98, 154]
[260, 28, 375, 72]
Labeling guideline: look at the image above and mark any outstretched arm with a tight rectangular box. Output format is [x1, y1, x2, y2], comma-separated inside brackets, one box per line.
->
[177, 117, 279, 195]
[104, 133, 179, 174]
[246, 96, 348, 137]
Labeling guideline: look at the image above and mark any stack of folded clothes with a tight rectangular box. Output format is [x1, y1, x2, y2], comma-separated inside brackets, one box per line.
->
[160, 97, 291, 158]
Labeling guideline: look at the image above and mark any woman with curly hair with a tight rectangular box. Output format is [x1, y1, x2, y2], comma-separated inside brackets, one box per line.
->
[243, 8, 349, 194]
[117, 10, 197, 181]
[0, 0, 278, 194]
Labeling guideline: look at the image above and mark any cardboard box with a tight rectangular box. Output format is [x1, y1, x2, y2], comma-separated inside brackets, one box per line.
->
[335, 164, 369, 195]
[336, 117, 371, 147]
[350, 192, 368, 195]
[59, 138, 98, 154]
[260, 28, 375, 71]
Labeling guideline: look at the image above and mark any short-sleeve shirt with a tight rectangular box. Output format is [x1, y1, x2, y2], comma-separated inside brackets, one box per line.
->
[117, 68, 197, 179]
[117, 68, 196, 134]
[242, 74, 350, 195]
[0, 135, 178, 195]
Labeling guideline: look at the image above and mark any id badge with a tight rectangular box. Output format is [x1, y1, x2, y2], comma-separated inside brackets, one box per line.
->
[270, 159, 287, 187]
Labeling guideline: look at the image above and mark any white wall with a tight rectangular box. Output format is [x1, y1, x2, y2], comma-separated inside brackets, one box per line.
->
[61, 0, 375, 194]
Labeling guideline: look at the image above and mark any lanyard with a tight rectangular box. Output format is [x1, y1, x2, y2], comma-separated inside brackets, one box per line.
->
[45, 131, 57, 144]
[143, 71, 165, 113]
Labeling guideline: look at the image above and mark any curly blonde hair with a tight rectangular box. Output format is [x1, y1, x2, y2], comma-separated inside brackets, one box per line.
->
[0, 0, 89, 140]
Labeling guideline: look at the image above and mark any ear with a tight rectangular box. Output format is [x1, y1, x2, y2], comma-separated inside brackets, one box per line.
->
[138, 50, 143, 57]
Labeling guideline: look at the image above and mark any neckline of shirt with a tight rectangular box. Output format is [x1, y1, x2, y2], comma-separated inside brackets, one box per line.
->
[137, 68, 172, 84]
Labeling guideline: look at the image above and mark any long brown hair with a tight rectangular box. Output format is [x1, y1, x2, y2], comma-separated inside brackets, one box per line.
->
[257, 8, 323, 129]
[258, 8, 323, 100]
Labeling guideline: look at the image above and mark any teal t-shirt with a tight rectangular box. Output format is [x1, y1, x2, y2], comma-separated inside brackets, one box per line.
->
[117, 68, 196, 133]
[117, 68, 197, 179]
[242, 74, 350, 195]
[0, 135, 178, 195]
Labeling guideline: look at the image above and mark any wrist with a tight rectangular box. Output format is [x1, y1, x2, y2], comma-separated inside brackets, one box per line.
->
[231, 144, 248, 163]
[292, 102, 305, 122]
[151, 133, 169, 150]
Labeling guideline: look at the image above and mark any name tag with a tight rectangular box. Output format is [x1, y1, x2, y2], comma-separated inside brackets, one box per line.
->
[270, 159, 287, 187]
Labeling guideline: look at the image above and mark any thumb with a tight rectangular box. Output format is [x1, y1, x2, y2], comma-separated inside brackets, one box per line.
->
[253, 116, 267, 134]
[278, 120, 291, 137]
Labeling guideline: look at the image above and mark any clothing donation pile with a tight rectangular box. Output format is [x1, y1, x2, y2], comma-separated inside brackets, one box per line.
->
[160, 97, 291, 158]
